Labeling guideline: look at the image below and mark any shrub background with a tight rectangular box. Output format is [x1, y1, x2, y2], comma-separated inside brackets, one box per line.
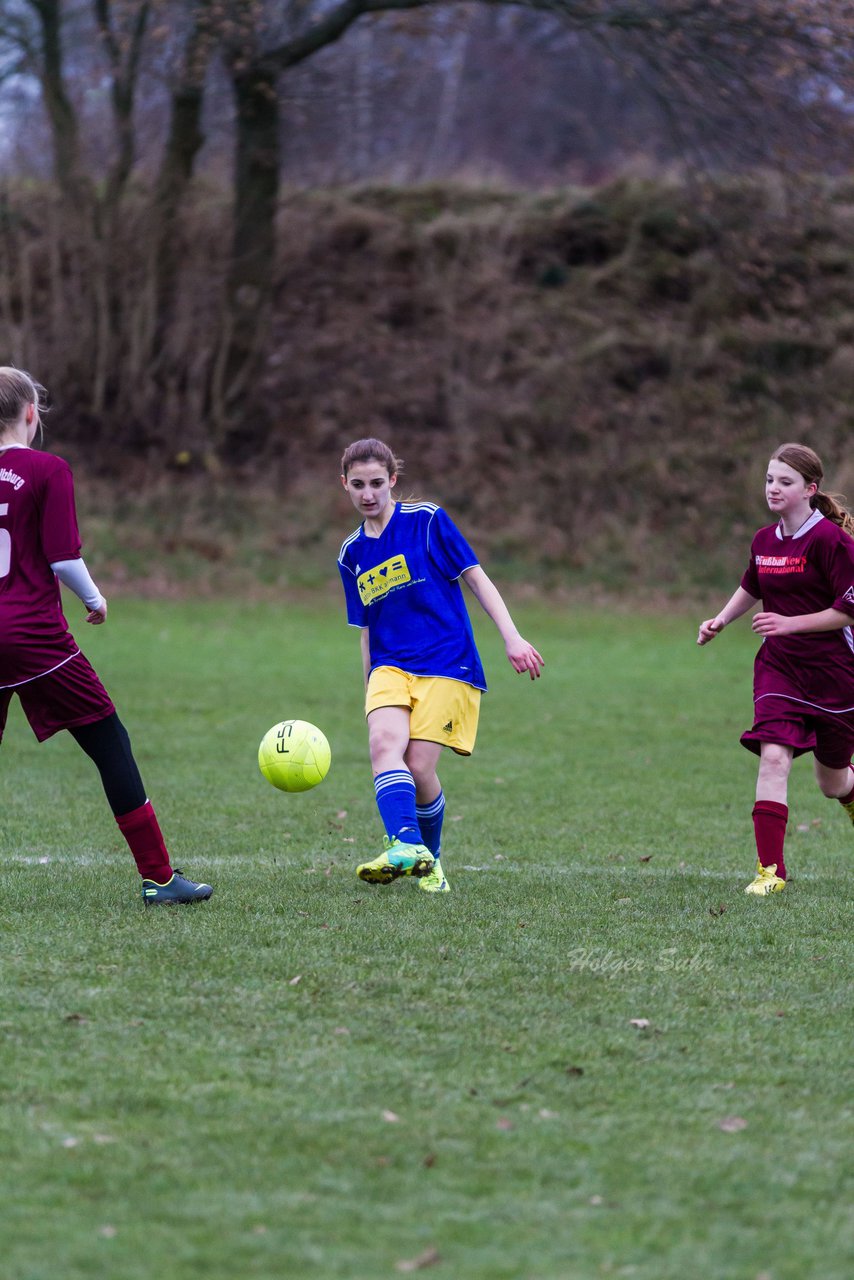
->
[2, 173, 852, 593]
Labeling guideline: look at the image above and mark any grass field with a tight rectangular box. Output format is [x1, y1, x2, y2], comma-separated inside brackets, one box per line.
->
[1, 598, 851, 1280]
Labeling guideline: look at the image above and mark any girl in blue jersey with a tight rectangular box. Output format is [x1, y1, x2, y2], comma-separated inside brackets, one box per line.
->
[338, 438, 544, 892]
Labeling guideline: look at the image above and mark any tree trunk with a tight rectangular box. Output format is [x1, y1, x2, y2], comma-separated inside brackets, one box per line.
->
[213, 64, 280, 430]
[152, 81, 208, 353]
[36, 0, 93, 210]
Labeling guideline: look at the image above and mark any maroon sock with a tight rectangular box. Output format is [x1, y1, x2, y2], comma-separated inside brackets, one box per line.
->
[116, 801, 173, 882]
[752, 801, 788, 880]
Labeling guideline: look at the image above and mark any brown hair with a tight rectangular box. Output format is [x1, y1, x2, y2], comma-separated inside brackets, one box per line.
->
[340, 437, 402, 479]
[771, 443, 854, 536]
[0, 366, 47, 434]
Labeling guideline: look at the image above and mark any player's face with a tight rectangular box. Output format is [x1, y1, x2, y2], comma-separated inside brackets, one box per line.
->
[765, 460, 816, 519]
[341, 460, 396, 521]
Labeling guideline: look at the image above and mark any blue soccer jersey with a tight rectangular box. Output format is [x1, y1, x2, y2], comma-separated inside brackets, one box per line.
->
[337, 501, 487, 690]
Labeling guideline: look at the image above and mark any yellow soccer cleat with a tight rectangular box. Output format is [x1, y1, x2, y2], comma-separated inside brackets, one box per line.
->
[744, 860, 786, 896]
[356, 837, 434, 885]
[418, 859, 450, 893]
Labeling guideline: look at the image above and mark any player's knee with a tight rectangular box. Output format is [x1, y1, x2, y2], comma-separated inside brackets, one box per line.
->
[759, 746, 791, 778]
[815, 767, 847, 798]
[368, 725, 402, 769]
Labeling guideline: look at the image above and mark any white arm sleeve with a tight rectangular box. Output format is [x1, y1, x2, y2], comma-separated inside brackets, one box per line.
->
[50, 557, 105, 611]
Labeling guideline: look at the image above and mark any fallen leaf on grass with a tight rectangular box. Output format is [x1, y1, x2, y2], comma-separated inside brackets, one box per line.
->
[423, 1152, 437, 1168]
[288, 975, 302, 986]
[638, 855, 653, 863]
[709, 904, 727, 917]
[629, 1019, 650, 1029]
[382, 1110, 400, 1123]
[495, 1116, 514, 1131]
[565, 1065, 584, 1077]
[336, 810, 347, 820]
[64, 1013, 88, 1023]
[395, 1247, 441, 1273]
[98, 1225, 117, 1238]
[539, 1109, 559, 1120]
[718, 1116, 748, 1133]
[333, 1026, 350, 1035]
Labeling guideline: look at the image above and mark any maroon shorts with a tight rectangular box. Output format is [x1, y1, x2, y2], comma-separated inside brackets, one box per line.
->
[741, 695, 854, 769]
[0, 651, 115, 743]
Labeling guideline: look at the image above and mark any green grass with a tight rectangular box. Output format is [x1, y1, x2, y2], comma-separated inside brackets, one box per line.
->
[1, 599, 851, 1279]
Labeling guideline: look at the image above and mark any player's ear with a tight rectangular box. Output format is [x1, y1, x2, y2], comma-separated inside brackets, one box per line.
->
[389, 472, 397, 488]
[340, 473, 348, 489]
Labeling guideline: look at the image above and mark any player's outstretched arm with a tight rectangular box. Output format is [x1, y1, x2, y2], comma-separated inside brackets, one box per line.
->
[697, 586, 758, 645]
[461, 566, 544, 679]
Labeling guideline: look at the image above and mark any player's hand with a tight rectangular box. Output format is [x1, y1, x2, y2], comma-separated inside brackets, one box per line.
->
[697, 617, 724, 645]
[86, 598, 107, 625]
[507, 638, 544, 679]
[752, 611, 795, 637]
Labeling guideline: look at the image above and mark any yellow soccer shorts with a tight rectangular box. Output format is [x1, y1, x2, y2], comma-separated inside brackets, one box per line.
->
[365, 666, 481, 756]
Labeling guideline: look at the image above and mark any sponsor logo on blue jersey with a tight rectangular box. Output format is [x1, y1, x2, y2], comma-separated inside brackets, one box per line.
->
[358, 555, 411, 604]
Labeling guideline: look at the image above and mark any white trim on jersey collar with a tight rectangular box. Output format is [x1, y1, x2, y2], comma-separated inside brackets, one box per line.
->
[774, 509, 824, 541]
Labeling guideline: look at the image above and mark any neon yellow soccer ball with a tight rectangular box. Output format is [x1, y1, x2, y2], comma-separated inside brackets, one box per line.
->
[258, 720, 331, 793]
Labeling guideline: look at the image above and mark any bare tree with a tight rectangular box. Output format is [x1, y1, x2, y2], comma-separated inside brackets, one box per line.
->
[208, 0, 852, 423]
[0, 0, 850, 446]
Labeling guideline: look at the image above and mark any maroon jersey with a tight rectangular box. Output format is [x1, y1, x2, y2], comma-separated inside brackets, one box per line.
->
[0, 446, 84, 686]
[740, 510, 854, 714]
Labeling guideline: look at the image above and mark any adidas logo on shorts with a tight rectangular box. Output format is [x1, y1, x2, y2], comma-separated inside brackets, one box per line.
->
[442, 720, 453, 734]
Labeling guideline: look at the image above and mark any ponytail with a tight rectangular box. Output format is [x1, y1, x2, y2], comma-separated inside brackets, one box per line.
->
[812, 489, 854, 537]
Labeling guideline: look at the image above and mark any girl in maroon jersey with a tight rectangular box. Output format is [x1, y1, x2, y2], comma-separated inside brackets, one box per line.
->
[698, 443, 854, 894]
[0, 367, 212, 904]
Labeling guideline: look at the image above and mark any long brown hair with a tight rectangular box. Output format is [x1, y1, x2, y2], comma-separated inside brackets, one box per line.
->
[340, 437, 402, 479]
[771, 443, 854, 536]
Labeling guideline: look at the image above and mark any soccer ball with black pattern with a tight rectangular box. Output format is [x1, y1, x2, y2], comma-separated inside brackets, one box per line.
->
[258, 720, 331, 793]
